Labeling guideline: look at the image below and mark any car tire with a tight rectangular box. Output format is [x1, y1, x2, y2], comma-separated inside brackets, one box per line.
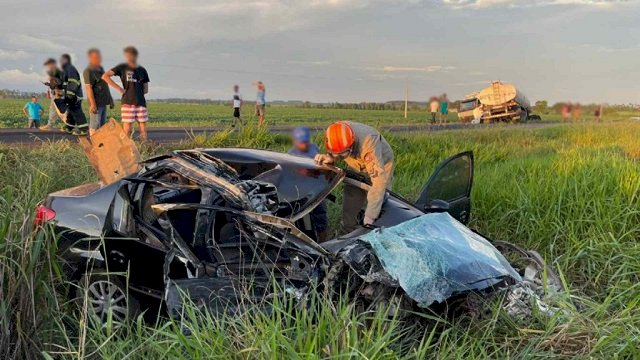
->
[75, 271, 140, 324]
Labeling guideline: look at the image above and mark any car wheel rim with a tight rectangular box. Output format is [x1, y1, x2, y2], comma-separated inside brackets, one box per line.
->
[86, 280, 128, 323]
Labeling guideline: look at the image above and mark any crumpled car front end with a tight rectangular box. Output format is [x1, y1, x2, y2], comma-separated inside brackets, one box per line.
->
[324, 212, 562, 317]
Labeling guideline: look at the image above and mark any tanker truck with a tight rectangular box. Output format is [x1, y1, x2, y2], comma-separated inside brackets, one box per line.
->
[458, 81, 540, 124]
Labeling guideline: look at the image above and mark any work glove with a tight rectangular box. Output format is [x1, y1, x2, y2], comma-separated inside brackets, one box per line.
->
[363, 216, 375, 226]
[314, 154, 334, 165]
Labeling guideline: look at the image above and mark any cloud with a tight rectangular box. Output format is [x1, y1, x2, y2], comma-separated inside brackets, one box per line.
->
[0, 49, 30, 60]
[571, 43, 640, 53]
[351, 65, 454, 73]
[595, 45, 640, 53]
[383, 65, 455, 72]
[0, 69, 43, 85]
[287, 60, 332, 66]
[452, 80, 493, 86]
[442, 0, 626, 8]
[94, 0, 384, 43]
[5, 34, 70, 52]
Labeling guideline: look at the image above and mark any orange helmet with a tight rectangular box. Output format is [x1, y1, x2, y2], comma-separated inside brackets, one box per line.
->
[325, 121, 355, 154]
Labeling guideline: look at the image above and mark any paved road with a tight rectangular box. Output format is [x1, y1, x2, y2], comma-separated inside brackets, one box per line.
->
[0, 122, 554, 146]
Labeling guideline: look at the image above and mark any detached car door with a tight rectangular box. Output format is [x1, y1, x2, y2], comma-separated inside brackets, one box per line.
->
[415, 151, 474, 224]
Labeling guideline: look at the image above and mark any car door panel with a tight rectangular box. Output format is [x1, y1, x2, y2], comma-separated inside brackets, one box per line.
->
[415, 152, 474, 224]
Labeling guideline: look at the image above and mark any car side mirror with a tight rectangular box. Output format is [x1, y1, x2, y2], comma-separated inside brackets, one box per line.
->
[424, 199, 450, 213]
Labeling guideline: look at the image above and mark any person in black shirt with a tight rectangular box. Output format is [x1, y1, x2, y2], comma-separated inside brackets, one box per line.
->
[102, 46, 150, 141]
[83, 48, 113, 136]
[59, 54, 88, 135]
[40, 58, 63, 130]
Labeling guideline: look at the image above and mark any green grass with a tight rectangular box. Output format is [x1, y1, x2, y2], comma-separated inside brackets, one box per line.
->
[1, 122, 640, 358]
[2, 98, 634, 129]
[1, 98, 457, 128]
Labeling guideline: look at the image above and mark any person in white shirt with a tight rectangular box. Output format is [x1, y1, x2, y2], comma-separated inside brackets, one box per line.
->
[232, 84, 244, 126]
[429, 96, 439, 125]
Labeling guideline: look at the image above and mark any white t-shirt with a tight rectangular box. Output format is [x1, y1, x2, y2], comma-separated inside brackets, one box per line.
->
[430, 100, 439, 112]
[233, 92, 242, 108]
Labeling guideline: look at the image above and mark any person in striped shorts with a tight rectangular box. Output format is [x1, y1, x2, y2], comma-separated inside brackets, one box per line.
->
[102, 46, 150, 141]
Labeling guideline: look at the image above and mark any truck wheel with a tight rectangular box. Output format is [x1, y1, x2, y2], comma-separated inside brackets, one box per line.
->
[520, 109, 528, 123]
[75, 271, 140, 324]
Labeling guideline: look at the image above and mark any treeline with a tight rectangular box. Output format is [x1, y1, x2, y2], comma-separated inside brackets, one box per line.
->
[0, 89, 48, 99]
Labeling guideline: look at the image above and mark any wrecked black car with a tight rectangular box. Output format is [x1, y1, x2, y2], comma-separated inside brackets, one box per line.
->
[38, 148, 562, 322]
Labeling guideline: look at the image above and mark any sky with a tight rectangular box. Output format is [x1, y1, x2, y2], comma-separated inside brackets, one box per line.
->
[0, 0, 638, 104]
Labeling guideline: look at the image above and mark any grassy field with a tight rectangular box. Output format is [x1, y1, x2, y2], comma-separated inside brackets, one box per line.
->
[1, 121, 640, 358]
[2, 98, 635, 129]
[1, 98, 456, 128]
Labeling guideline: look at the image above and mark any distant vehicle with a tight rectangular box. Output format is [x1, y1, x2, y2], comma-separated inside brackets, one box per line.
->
[459, 81, 541, 124]
[457, 94, 482, 124]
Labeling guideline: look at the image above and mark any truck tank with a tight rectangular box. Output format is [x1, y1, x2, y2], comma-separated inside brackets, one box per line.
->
[477, 81, 531, 110]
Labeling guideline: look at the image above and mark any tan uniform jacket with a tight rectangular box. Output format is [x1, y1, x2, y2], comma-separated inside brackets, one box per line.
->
[343, 121, 394, 220]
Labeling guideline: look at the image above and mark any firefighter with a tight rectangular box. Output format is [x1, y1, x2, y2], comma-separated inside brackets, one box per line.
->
[59, 54, 88, 135]
[314, 121, 394, 233]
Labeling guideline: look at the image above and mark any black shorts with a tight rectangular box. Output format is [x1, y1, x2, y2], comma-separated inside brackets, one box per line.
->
[233, 108, 240, 118]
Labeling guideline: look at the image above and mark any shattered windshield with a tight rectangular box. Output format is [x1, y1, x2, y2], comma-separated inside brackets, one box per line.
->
[359, 213, 521, 307]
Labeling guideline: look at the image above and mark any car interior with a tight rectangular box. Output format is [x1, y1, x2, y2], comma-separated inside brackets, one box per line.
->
[130, 167, 293, 279]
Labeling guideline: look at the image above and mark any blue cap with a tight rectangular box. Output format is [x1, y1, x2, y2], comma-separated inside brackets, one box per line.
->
[292, 127, 311, 143]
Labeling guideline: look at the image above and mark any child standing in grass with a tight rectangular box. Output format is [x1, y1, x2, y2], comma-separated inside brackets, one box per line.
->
[232, 85, 243, 127]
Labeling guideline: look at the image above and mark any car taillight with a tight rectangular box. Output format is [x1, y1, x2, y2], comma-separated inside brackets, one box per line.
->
[35, 204, 56, 226]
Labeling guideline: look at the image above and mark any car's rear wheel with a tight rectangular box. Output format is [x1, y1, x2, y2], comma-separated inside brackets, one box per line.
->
[76, 272, 140, 324]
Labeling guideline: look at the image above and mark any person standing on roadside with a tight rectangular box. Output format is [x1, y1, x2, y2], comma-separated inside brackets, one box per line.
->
[40, 58, 63, 130]
[83, 48, 113, 136]
[255, 81, 266, 126]
[23, 95, 43, 128]
[439, 94, 449, 124]
[60, 54, 88, 135]
[595, 104, 603, 122]
[572, 103, 581, 122]
[429, 96, 439, 125]
[102, 46, 150, 141]
[232, 84, 244, 127]
[562, 103, 572, 122]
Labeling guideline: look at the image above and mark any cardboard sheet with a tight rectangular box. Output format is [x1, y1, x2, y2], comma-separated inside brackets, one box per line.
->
[79, 119, 141, 184]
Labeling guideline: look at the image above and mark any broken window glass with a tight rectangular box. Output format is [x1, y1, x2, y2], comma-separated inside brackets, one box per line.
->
[359, 212, 521, 307]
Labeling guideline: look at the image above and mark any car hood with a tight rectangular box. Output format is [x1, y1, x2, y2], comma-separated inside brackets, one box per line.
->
[342, 213, 522, 307]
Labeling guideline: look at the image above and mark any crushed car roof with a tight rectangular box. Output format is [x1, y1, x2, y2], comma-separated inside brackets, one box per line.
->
[138, 148, 345, 221]
[200, 148, 345, 220]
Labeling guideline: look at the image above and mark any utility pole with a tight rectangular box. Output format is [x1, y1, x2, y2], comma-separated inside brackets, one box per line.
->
[404, 78, 408, 119]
